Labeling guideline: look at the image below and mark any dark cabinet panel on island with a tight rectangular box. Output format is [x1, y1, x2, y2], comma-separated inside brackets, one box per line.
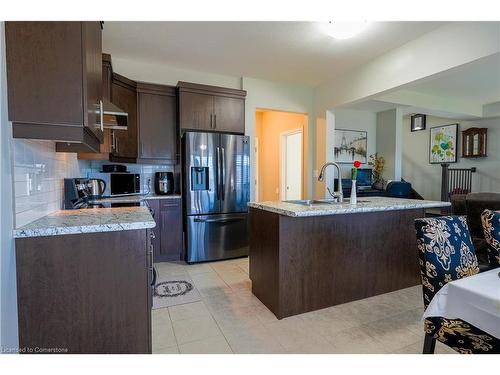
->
[137, 83, 178, 165]
[249, 207, 423, 319]
[6, 21, 103, 152]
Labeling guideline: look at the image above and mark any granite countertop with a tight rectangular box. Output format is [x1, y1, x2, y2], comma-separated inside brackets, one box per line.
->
[248, 197, 450, 217]
[13, 206, 156, 239]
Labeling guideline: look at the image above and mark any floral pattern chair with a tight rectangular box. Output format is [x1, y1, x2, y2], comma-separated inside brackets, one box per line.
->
[480, 209, 500, 268]
[415, 216, 500, 354]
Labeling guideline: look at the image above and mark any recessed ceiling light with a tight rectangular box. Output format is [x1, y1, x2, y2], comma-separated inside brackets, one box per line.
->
[325, 21, 370, 40]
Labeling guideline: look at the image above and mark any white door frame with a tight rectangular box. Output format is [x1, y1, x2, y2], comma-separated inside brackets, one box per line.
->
[254, 137, 259, 202]
[280, 129, 303, 201]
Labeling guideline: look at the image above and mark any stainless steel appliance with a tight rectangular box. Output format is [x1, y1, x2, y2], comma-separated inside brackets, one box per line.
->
[182, 131, 250, 263]
[155, 172, 174, 195]
[64, 178, 92, 209]
[88, 172, 141, 197]
[87, 178, 106, 199]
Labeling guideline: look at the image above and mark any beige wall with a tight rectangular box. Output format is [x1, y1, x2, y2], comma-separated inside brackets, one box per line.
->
[376, 108, 403, 181]
[402, 115, 500, 200]
[256, 110, 308, 202]
[314, 117, 326, 198]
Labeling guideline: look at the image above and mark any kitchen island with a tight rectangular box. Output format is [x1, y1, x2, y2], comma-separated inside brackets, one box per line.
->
[248, 197, 450, 319]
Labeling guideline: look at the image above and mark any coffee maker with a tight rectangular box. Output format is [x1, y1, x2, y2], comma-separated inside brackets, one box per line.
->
[64, 178, 91, 209]
[154, 172, 174, 195]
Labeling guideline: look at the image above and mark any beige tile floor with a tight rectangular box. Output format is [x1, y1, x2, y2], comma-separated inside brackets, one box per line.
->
[152, 257, 456, 354]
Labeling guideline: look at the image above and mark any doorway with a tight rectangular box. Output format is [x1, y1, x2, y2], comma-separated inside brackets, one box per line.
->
[255, 109, 307, 202]
[281, 130, 302, 200]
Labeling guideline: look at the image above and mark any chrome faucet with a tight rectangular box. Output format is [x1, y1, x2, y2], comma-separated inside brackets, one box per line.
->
[318, 162, 343, 202]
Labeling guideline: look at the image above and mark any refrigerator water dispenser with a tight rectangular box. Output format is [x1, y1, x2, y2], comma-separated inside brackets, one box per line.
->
[191, 167, 209, 191]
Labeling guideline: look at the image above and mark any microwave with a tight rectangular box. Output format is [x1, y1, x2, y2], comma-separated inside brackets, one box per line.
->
[89, 172, 141, 197]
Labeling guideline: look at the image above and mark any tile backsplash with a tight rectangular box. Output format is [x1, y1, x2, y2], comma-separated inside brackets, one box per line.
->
[12, 141, 178, 228]
[87, 161, 176, 194]
[13, 139, 90, 228]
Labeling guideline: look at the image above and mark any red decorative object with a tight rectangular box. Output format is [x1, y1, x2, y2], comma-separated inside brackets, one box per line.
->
[353, 160, 361, 168]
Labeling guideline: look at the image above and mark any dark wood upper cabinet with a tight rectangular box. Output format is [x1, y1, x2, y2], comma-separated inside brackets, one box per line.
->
[6, 22, 104, 152]
[136, 83, 178, 165]
[214, 95, 245, 133]
[178, 81, 246, 134]
[179, 92, 214, 131]
[102, 53, 112, 101]
[110, 73, 138, 162]
[78, 53, 114, 160]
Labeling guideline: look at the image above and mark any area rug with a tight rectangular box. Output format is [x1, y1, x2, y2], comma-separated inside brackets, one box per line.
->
[152, 275, 201, 309]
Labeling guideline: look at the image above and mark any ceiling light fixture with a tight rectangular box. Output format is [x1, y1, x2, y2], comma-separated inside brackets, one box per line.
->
[325, 21, 370, 40]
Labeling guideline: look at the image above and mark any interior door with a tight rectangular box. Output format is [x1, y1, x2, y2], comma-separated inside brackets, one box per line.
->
[283, 131, 302, 200]
[184, 132, 219, 215]
[219, 134, 250, 213]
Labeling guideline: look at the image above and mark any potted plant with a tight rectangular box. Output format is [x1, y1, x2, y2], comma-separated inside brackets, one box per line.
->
[368, 153, 385, 190]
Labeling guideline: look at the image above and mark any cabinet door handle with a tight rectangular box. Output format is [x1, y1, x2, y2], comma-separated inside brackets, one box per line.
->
[151, 267, 157, 287]
[214, 114, 216, 129]
[210, 114, 213, 129]
[99, 100, 104, 132]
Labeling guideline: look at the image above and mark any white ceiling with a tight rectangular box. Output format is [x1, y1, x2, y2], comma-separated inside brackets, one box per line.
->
[405, 53, 500, 104]
[102, 21, 444, 86]
[341, 53, 500, 119]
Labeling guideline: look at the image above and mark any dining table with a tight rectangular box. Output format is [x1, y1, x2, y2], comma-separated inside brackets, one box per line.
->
[422, 267, 500, 339]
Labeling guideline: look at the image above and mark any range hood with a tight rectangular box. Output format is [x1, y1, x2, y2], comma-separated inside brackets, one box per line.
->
[102, 99, 128, 130]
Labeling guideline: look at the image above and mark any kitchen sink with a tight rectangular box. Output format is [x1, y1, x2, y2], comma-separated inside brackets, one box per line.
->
[284, 199, 340, 206]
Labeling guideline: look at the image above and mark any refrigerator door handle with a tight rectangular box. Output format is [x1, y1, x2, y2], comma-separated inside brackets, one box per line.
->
[216, 146, 221, 201]
[221, 147, 226, 201]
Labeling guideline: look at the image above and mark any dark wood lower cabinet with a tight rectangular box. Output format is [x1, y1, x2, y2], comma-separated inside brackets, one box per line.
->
[249, 208, 423, 319]
[15, 229, 152, 354]
[148, 198, 183, 262]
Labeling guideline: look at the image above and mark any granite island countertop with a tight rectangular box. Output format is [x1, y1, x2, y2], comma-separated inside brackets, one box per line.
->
[248, 196, 450, 217]
[13, 206, 156, 239]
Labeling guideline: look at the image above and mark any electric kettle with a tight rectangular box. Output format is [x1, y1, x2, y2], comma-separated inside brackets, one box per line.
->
[87, 178, 107, 199]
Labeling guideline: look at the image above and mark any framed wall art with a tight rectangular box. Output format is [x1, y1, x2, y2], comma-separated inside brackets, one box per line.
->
[429, 123, 458, 164]
[334, 129, 367, 163]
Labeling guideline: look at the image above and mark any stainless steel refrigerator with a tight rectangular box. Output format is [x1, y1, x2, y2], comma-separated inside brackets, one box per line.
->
[182, 131, 250, 263]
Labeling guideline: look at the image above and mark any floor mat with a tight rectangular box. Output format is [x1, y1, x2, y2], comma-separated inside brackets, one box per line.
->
[152, 275, 201, 309]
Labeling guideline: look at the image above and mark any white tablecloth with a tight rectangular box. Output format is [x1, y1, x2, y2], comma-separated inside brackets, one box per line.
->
[422, 268, 500, 339]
